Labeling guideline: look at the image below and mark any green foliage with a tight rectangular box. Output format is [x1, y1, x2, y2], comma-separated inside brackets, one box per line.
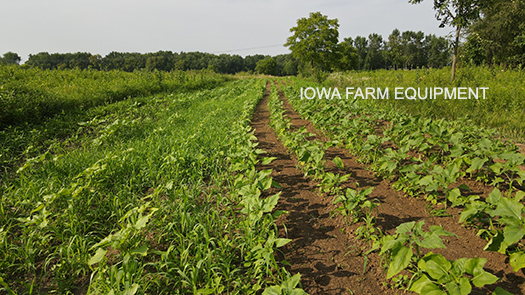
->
[285, 12, 340, 71]
[262, 273, 307, 295]
[332, 187, 375, 223]
[0, 52, 21, 65]
[409, 254, 499, 295]
[256, 58, 278, 76]
[324, 67, 525, 139]
[0, 78, 301, 293]
[380, 221, 457, 279]
[466, 0, 525, 68]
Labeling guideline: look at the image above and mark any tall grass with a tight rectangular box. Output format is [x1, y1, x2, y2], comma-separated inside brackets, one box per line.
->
[325, 66, 525, 141]
[0, 66, 231, 182]
[1, 78, 291, 294]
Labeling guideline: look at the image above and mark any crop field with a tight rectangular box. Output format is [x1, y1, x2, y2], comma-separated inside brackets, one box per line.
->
[1, 65, 525, 294]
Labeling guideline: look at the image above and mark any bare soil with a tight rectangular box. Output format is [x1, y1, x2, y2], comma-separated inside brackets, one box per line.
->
[250, 81, 525, 294]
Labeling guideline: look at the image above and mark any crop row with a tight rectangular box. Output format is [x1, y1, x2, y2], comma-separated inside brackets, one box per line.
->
[282, 78, 525, 271]
[269, 79, 513, 294]
[1, 79, 295, 294]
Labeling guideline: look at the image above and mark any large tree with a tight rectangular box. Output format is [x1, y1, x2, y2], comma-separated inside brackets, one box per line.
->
[410, 0, 482, 80]
[1, 52, 21, 65]
[364, 33, 385, 70]
[386, 29, 404, 70]
[469, 0, 525, 67]
[285, 12, 340, 71]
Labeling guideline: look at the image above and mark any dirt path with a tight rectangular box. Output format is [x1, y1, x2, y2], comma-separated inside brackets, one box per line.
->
[251, 80, 525, 294]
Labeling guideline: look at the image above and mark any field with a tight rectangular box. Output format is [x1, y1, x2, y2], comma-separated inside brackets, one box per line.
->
[1, 65, 525, 294]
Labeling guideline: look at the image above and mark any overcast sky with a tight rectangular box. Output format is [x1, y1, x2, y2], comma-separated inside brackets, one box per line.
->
[1, 0, 452, 63]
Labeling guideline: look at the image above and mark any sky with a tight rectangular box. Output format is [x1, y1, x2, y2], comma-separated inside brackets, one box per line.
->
[0, 0, 453, 63]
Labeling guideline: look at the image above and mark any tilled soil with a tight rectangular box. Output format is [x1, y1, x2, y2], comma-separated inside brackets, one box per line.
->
[250, 80, 525, 294]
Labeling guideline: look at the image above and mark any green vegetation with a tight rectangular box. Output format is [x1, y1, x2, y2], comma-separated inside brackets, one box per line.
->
[463, 0, 525, 68]
[0, 64, 231, 184]
[284, 12, 450, 74]
[325, 67, 525, 140]
[0, 69, 295, 294]
[19, 51, 300, 76]
[281, 76, 521, 293]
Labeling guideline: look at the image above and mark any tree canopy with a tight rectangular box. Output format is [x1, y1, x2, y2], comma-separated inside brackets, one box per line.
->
[0, 52, 21, 65]
[285, 12, 340, 71]
[409, 0, 482, 80]
[464, 0, 525, 68]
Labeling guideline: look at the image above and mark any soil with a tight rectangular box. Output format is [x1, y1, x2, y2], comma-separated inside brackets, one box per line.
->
[250, 80, 525, 295]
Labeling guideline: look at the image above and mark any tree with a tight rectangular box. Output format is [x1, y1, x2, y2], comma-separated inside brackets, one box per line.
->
[410, 0, 482, 80]
[386, 29, 404, 69]
[354, 36, 369, 71]
[255, 57, 278, 76]
[285, 12, 340, 71]
[335, 37, 358, 71]
[364, 33, 385, 70]
[1, 52, 21, 65]
[427, 34, 450, 68]
[468, 0, 525, 67]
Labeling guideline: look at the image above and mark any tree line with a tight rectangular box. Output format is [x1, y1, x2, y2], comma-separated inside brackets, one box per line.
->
[285, 12, 451, 76]
[4, 51, 298, 76]
[2, 28, 450, 76]
[285, 1, 524, 81]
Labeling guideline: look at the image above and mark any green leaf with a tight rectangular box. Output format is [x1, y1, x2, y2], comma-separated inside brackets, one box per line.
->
[421, 283, 447, 295]
[88, 248, 107, 265]
[282, 273, 303, 290]
[134, 215, 150, 229]
[463, 257, 486, 275]
[417, 233, 447, 249]
[409, 275, 434, 293]
[332, 156, 344, 169]
[420, 254, 451, 280]
[492, 287, 514, 295]
[490, 162, 504, 174]
[130, 244, 148, 256]
[491, 197, 524, 221]
[467, 157, 488, 173]
[471, 271, 499, 288]
[396, 221, 417, 235]
[459, 201, 486, 223]
[484, 230, 508, 254]
[262, 193, 281, 213]
[445, 281, 461, 295]
[123, 284, 139, 295]
[503, 224, 525, 246]
[275, 238, 291, 248]
[259, 176, 273, 190]
[410, 274, 447, 294]
[387, 244, 412, 279]
[510, 251, 525, 272]
[458, 276, 472, 295]
[487, 188, 502, 205]
[447, 188, 463, 207]
[429, 225, 458, 237]
[418, 175, 434, 186]
[515, 190, 525, 202]
[261, 157, 277, 165]
[272, 180, 283, 189]
[262, 286, 282, 295]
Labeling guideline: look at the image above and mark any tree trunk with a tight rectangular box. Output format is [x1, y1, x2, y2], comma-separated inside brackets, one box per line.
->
[451, 25, 461, 82]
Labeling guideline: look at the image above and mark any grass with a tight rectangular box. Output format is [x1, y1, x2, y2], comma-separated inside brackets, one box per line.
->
[0, 65, 231, 184]
[324, 66, 525, 141]
[0, 72, 290, 294]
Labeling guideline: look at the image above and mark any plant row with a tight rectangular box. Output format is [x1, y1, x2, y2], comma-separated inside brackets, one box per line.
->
[271, 79, 513, 294]
[282, 78, 525, 273]
[0, 79, 299, 294]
